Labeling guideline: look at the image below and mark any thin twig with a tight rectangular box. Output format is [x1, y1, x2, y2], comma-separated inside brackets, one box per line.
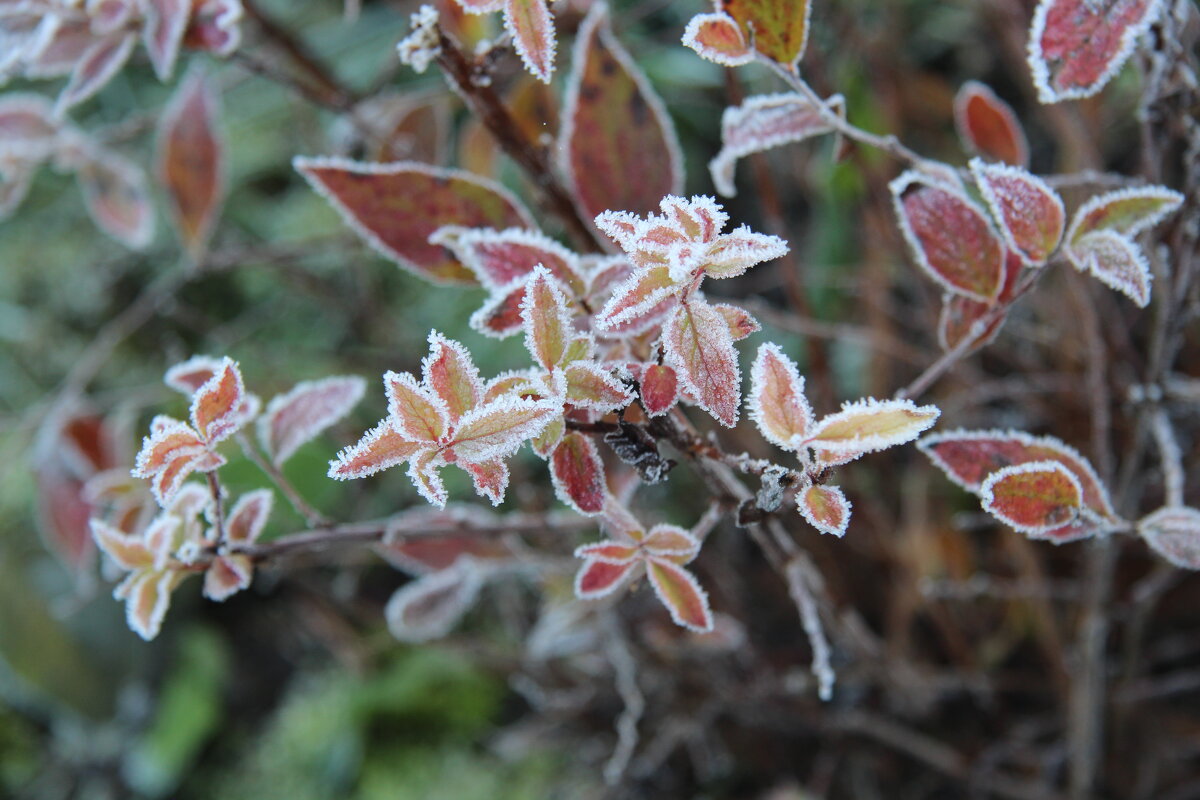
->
[236, 433, 330, 527]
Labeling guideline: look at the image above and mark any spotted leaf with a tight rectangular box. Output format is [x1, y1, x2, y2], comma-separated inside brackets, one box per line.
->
[717, 0, 811, 68]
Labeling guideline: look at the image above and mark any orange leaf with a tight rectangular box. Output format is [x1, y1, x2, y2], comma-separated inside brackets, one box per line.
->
[981, 461, 1083, 537]
[158, 69, 223, 260]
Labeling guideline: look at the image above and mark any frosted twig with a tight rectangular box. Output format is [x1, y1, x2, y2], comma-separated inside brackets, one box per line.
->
[785, 554, 835, 702]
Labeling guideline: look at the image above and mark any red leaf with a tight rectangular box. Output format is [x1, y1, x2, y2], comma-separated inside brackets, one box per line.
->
[1066, 185, 1184, 245]
[1028, 0, 1163, 103]
[470, 283, 528, 338]
[75, 146, 154, 249]
[1068, 230, 1151, 307]
[184, 0, 244, 56]
[574, 541, 638, 564]
[295, 157, 534, 285]
[574, 557, 637, 598]
[190, 357, 248, 444]
[259, 376, 366, 465]
[327, 421, 422, 479]
[54, 32, 136, 114]
[380, 533, 511, 574]
[971, 160, 1064, 266]
[561, 3, 683, 229]
[954, 81, 1029, 166]
[716, 0, 811, 68]
[421, 332, 483, 423]
[385, 370, 449, 443]
[464, 458, 509, 505]
[798, 484, 851, 538]
[430, 225, 585, 294]
[646, 558, 712, 632]
[642, 523, 700, 563]
[938, 293, 1005, 353]
[748, 342, 812, 450]
[521, 266, 572, 370]
[203, 553, 253, 601]
[1138, 507, 1200, 570]
[662, 300, 741, 427]
[809, 398, 939, 454]
[891, 171, 1005, 301]
[164, 355, 222, 394]
[681, 12, 753, 67]
[918, 429, 1116, 519]
[640, 364, 679, 417]
[36, 467, 97, 574]
[224, 489, 273, 544]
[385, 561, 483, 641]
[550, 431, 606, 514]
[981, 461, 1083, 536]
[709, 92, 842, 197]
[142, 0, 190, 80]
[158, 69, 223, 260]
[503, 0, 556, 83]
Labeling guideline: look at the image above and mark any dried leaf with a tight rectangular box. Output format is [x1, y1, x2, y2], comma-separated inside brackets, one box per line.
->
[158, 69, 223, 260]
[890, 171, 1005, 301]
[681, 12, 753, 67]
[1138, 507, 1200, 570]
[258, 376, 366, 465]
[918, 428, 1116, 520]
[971, 160, 1064, 266]
[75, 146, 154, 249]
[295, 156, 534, 284]
[646, 558, 712, 632]
[603, 420, 675, 483]
[981, 461, 1083, 536]
[798, 484, 851, 537]
[709, 92, 841, 197]
[717, 0, 811, 68]
[809, 398, 939, 454]
[1028, 0, 1163, 103]
[385, 561, 483, 641]
[504, 0, 555, 83]
[954, 81, 1029, 166]
[662, 300, 741, 427]
[1066, 185, 1184, 245]
[1069, 230, 1151, 307]
[561, 3, 683, 229]
[748, 342, 812, 450]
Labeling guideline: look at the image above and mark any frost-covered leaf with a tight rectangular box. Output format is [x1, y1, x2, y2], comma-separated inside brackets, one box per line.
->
[421, 332, 482, 423]
[183, 0, 244, 56]
[1027, 0, 1164, 103]
[709, 92, 841, 197]
[563, 363, 632, 411]
[717, 0, 811, 68]
[918, 428, 1116, 519]
[981, 461, 1083, 536]
[662, 301, 740, 427]
[118, 570, 181, 640]
[380, 531, 510, 574]
[1069, 230, 1151, 307]
[748, 342, 812, 450]
[1138, 507, 1200, 570]
[550, 431, 606, 514]
[258, 376, 366, 465]
[531, 415, 565, 456]
[91, 518, 152, 571]
[1066, 186, 1184, 245]
[574, 557, 637, 598]
[451, 398, 557, 463]
[158, 68, 223, 260]
[203, 553, 253, 601]
[798, 484, 850, 537]
[295, 156, 534, 284]
[0, 93, 58, 160]
[891, 171, 1004, 301]
[809, 398, 939, 454]
[328, 421, 421, 479]
[646, 558, 712, 632]
[681, 12, 753, 67]
[954, 81, 1028, 166]
[595, 265, 677, 330]
[224, 489, 273, 544]
[574, 541, 638, 564]
[54, 32, 136, 114]
[191, 358, 248, 444]
[407, 450, 448, 507]
[639, 364, 679, 417]
[713, 303, 760, 341]
[642, 523, 700, 563]
[937, 251, 1022, 353]
[521, 266, 572, 370]
[971, 160, 1064, 266]
[142, 0, 190, 80]
[504, 0, 555, 83]
[464, 459, 509, 505]
[430, 225, 585, 294]
[385, 370, 448, 443]
[703, 226, 789, 279]
[76, 146, 154, 249]
[164, 355, 223, 395]
[561, 3, 682, 228]
[470, 283, 528, 338]
[385, 560, 483, 641]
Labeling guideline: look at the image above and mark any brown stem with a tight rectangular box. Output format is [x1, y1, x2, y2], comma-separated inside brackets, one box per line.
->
[434, 32, 601, 252]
